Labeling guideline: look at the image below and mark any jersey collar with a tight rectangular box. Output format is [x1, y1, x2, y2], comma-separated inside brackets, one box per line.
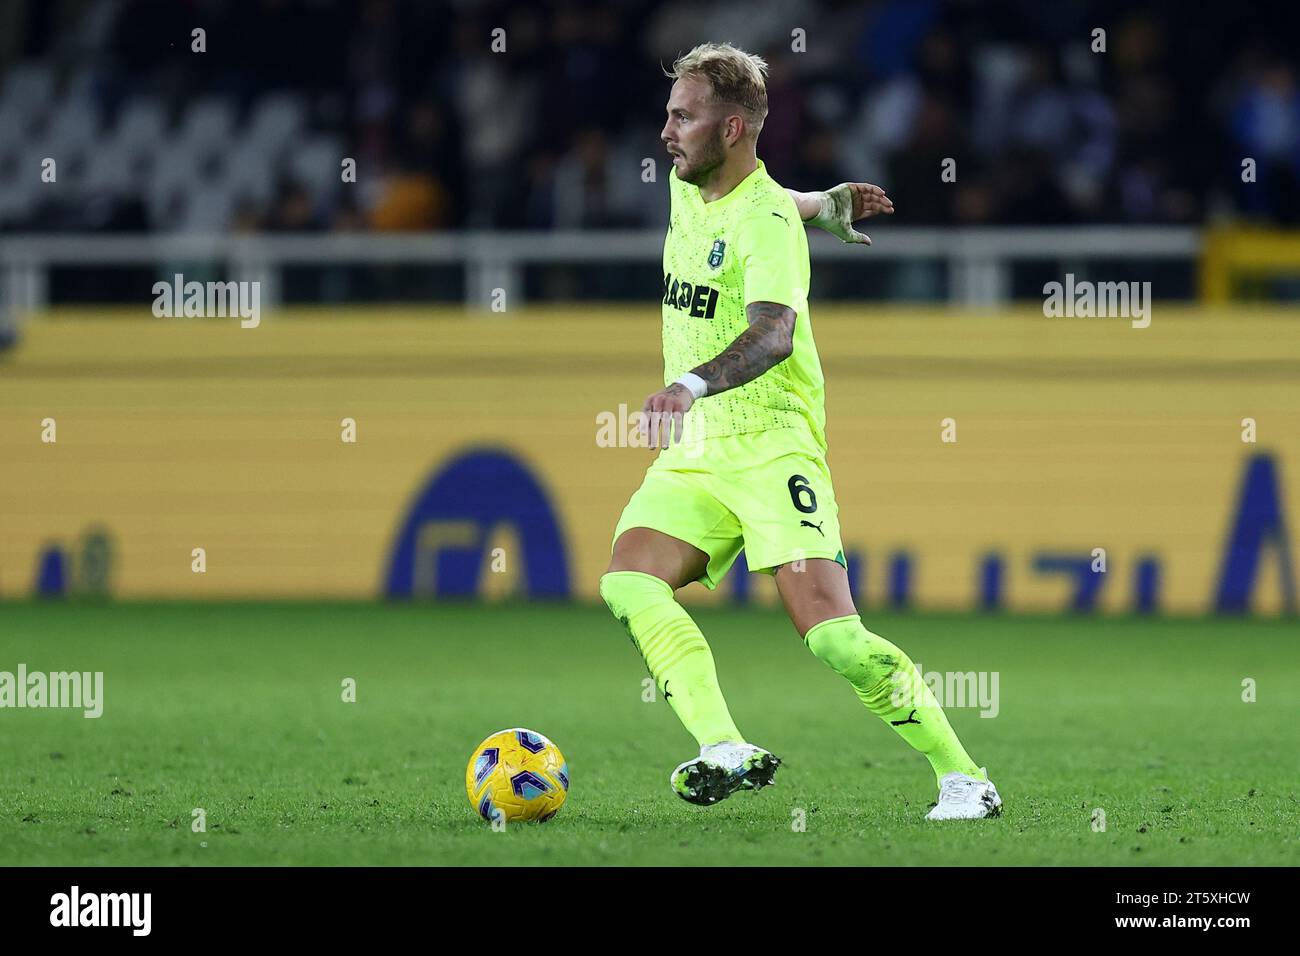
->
[678, 158, 767, 214]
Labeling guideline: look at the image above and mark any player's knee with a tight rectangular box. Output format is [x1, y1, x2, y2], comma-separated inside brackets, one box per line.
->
[599, 570, 671, 623]
[804, 615, 861, 674]
[598, 572, 624, 617]
[804, 616, 901, 682]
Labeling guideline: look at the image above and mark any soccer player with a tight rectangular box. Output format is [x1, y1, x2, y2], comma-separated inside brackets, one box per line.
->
[598, 43, 1001, 820]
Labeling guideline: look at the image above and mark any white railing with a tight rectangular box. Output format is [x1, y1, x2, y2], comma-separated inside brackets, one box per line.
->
[0, 227, 1200, 318]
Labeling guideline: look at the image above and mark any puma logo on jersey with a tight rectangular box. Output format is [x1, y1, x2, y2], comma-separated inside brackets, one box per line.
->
[800, 519, 824, 536]
[662, 272, 720, 319]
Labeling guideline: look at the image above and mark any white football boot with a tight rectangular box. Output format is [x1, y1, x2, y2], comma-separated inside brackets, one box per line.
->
[670, 741, 781, 806]
[925, 768, 1003, 820]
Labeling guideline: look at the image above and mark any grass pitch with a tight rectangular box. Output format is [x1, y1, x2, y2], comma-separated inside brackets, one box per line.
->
[0, 601, 1296, 866]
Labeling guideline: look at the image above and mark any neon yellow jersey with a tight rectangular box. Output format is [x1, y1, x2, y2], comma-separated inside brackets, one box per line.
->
[661, 158, 826, 452]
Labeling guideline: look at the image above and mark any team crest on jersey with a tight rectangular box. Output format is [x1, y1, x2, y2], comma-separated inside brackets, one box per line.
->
[707, 239, 726, 268]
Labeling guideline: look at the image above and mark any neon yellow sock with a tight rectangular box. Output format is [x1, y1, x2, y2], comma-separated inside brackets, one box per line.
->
[599, 570, 742, 748]
[805, 614, 982, 785]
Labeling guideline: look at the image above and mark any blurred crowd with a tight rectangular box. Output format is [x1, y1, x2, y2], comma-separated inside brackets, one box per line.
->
[2, 0, 1299, 233]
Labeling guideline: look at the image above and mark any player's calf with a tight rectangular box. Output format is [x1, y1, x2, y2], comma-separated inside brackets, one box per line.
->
[599, 570, 745, 749]
[802, 613, 999, 819]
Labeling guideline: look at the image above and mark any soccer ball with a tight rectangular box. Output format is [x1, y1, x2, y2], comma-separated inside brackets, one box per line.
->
[465, 728, 569, 824]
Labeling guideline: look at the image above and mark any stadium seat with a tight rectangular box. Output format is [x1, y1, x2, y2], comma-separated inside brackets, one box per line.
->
[0, 61, 55, 123]
[246, 93, 307, 155]
[176, 96, 237, 152]
[111, 97, 169, 160]
[177, 185, 236, 232]
[224, 141, 278, 208]
[84, 142, 135, 196]
[41, 96, 103, 155]
[286, 135, 343, 197]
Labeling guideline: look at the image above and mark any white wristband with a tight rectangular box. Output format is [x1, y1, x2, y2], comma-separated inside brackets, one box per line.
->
[673, 372, 708, 399]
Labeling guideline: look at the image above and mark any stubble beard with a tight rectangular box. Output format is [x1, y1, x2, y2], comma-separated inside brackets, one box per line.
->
[676, 128, 727, 186]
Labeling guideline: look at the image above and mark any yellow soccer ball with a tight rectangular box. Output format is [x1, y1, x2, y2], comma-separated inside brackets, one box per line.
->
[466, 728, 569, 824]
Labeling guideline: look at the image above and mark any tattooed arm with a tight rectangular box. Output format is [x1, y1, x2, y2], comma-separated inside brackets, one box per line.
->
[687, 300, 795, 393]
[638, 301, 795, 449]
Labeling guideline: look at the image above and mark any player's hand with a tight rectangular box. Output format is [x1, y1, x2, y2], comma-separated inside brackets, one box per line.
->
[808, 182, 894, 245]
[639, 383, 694, 450]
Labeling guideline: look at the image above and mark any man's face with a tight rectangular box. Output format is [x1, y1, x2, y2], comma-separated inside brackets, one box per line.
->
[661, 76, 728, 185]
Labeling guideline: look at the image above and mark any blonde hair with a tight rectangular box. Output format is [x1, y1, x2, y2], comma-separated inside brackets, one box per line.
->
[664, 42, 769, 138]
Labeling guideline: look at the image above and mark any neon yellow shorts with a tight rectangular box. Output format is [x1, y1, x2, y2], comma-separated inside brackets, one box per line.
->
[611, 426, 846, 590]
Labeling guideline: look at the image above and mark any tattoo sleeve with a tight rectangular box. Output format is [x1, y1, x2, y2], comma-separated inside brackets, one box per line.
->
[687, 301, 796, 396]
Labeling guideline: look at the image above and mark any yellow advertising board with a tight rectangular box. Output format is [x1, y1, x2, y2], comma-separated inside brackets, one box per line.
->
[1, 305, 1296, 614]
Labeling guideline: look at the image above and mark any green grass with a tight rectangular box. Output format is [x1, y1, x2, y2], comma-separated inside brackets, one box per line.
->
[0, 601, 1297, 866]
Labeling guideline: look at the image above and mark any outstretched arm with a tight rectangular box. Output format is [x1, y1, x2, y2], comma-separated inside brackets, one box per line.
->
[638, 301, 796, 449]
[786, 189, 824, 222]
[787, 182, 895, 244]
